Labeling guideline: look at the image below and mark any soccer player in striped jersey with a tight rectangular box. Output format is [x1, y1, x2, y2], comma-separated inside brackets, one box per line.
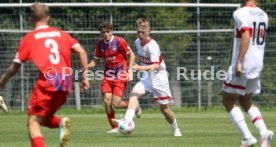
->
[112, 18, 182, 137]
[0, 3, 89, 147]
[222, 0, 273, 146]
[87, 22, 141, 134]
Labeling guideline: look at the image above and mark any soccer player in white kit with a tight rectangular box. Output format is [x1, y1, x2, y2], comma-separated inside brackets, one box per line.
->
[113, 18, 182, 136]
[222, 0, 273, 146]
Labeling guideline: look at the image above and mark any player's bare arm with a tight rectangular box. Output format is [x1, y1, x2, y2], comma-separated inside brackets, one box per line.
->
[132, 63, 160, 71]
[236, 30, 250, 77]
[72, 45, 90, 91]
[87, 58, 100, 68]
[0, 62, 21, 89]
[127, 50, 135, 82]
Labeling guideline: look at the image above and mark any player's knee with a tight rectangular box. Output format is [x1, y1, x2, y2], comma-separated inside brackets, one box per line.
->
[104, 98, 112, 105]
[160, 105, 169, 115]
[27, 118, 39, 128]
[112, 101, 120, 108]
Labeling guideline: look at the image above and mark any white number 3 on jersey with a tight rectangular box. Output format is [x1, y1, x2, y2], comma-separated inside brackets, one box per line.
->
[45, 39, 60, 64]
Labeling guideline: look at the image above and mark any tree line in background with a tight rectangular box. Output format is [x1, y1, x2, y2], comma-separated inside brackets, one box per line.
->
[0, 0, 275, 107]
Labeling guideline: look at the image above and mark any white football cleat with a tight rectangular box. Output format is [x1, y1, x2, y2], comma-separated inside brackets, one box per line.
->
[106, 128, 119, 134]
[261, 130, 274, 147]
[59, 117, 71, 147]
[0, 96, 8, 112]
[173, 128, 182, 137]
[135, 105, 142, 118]
[240, 136, 257, 147]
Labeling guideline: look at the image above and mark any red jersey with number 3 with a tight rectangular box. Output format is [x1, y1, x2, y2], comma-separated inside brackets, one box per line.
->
[13, 26, 80, 92]
[94, 35, 131, 81]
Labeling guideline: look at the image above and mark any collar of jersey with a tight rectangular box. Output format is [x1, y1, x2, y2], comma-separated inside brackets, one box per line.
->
[104, 35, 114, 44]
[244, 4, 257, 7]
[35, 25, 49, 30]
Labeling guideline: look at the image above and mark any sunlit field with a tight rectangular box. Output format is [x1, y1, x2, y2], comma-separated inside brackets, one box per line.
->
[0, 108, 275, 147]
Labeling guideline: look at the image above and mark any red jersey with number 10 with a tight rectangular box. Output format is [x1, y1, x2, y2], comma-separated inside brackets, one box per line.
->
[13, 26, 80, 92]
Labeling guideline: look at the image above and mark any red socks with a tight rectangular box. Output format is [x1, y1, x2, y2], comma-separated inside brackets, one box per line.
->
[107, 111, 117, 128]
[42, 116, 61, 128]
[31, 137, 44, 147]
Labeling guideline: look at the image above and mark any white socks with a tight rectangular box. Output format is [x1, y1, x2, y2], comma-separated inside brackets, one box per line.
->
[229, 107, 253, 139]
[171, 119, 179, 131]
[247, 107, 268, 136]
[125, 109, 135, 120]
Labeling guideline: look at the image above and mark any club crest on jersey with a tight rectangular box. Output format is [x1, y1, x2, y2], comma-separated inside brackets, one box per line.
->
[145, 51, 150, 57]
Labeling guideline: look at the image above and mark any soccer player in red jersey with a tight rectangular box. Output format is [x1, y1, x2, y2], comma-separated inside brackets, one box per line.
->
[0, 3, 89, 147]
[87, 22, 141, 134]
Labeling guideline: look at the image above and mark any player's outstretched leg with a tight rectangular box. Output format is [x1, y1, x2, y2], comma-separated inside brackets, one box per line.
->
[59, 117, 71, 147]
[0, 96, 8, 112]
[159, 104, 182, 137]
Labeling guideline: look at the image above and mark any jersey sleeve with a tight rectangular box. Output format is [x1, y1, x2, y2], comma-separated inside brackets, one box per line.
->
[233, 10, 250, 31]
[119, 38, 131, 54]
[65, 32, 80, 49]
[13, 36, 30, 63]
[94, 42, 102, 59]
[149, 41, 161, 64]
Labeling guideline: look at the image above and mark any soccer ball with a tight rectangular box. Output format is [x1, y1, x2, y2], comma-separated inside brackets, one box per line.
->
[118, 119, 135, 135]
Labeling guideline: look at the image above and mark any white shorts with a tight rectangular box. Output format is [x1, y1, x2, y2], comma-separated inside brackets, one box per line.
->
[222, 73, 261, 95]
[132, 79, 174, 105]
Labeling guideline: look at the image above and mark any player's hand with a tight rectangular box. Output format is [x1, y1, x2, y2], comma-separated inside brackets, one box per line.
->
[80, 79, 90, 91]
[87, 62, 95, 68]
[235, 62, 244, 77]
[127, 70, 133, 83]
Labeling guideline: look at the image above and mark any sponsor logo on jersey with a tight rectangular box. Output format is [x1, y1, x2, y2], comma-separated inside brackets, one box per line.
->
[105, 56, 116, 62]
[139, 56, 151, 64]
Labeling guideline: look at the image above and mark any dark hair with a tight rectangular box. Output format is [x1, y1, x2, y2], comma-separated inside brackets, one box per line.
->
[98, 22, 113, 31]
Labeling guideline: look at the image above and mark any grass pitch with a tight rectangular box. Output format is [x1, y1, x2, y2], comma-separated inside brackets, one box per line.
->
[0, 108, 275, 147]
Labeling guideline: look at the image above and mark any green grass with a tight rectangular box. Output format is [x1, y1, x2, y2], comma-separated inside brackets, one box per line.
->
[0, 108, 275, 147]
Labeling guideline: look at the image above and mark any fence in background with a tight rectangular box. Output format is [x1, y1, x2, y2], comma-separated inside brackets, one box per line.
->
[0, 2, 275, 111]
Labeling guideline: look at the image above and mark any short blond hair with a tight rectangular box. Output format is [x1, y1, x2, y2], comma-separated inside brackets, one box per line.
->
[136, 18, 150, 30]
[30, 3, 50, 21]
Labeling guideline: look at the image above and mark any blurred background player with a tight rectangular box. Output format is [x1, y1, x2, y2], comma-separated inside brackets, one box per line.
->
[0, 96, 8, 112]
[0, 3, 89, 147]
[87, 22, 141, 134]
[113, 18, 182, 137]
[222, 0, 273, 146]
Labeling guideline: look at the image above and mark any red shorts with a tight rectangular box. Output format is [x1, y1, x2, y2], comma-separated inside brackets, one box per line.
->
[101, 79, 126, 97]
[28, 85, 68, 117]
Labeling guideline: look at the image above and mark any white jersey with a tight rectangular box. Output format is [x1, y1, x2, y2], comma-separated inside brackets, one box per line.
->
[134, 38, 167, 81]
[231, 4, 268, 79]
[134, 38, 173, 104]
